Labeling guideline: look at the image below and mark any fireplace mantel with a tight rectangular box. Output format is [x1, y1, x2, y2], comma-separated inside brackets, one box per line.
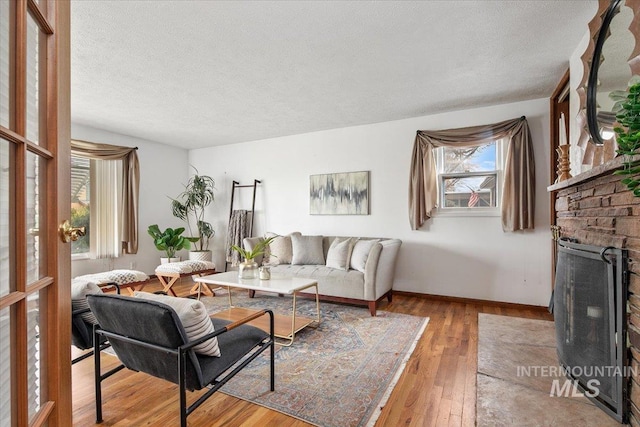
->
[547, 155, 640, 192]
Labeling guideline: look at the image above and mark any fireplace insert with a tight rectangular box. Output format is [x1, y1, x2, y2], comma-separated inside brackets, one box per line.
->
[554, 239, 628, 422]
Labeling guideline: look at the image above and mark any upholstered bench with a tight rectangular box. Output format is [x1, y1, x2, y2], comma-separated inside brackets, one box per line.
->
[74, 269, 150, 295]
[155, 260, 216, 298]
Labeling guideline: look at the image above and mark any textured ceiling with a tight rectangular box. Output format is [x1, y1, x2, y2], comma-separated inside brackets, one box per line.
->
[71, 1, 598, 149]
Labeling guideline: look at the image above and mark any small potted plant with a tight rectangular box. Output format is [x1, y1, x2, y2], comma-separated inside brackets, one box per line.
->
[231, 236, 276, 279]
[147, 224, 192, 264]
[171, 168, 216, 262]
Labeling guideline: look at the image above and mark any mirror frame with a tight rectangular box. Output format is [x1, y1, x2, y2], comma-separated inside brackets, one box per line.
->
[587, 0, 623, 146]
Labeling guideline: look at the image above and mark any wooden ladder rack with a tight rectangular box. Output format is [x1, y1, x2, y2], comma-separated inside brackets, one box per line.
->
[225, 179, 261, 272]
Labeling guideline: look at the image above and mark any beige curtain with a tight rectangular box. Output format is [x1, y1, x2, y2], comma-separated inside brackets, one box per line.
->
[408, 116, 535, 232]
[71, 139, 140, 254]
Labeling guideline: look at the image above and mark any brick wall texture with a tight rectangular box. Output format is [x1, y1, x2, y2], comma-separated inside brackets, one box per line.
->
[555, 172, 640, 423]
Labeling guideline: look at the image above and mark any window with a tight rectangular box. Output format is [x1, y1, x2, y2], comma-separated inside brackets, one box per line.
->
[71, 155, 90, 255]
[70, 154, 122, 259]
[436, 139, 504, 215]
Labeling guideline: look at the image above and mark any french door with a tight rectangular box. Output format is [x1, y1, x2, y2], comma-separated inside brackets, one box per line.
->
[0, 1, 71, 426]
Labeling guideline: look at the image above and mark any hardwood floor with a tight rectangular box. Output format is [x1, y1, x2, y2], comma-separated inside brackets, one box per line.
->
[71, 279, 552, 426]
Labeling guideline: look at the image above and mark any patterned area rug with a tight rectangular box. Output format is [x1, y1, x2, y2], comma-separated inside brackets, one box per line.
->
[200, 289, 428, 427]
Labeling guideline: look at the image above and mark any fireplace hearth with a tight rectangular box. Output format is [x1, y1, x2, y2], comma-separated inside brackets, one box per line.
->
[554, 238, 628, 422]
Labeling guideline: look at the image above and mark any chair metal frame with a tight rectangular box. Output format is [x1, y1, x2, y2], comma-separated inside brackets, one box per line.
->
[71, 307, 110, 365]
[92, 307, 274, 427]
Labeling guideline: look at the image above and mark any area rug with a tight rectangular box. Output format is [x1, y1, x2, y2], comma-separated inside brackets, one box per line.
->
[200, 289, 428, 427]
[476, 313, 619, 426]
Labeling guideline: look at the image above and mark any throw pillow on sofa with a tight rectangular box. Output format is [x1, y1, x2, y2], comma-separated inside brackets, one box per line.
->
[265, 232, 301, 265]
[291, 234, 325, 265]
[326, 237, 355, 271]
[133, 291, 221, 357]
[350, 239, 380, 273]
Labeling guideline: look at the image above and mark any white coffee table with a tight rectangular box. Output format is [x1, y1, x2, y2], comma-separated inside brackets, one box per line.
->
[195, 271, 321, 346]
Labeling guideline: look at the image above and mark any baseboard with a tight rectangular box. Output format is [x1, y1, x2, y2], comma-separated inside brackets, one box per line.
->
[393, 290, 550, 312]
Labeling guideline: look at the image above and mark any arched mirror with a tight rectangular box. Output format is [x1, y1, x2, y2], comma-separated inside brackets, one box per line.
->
[586, 0, 635, 145]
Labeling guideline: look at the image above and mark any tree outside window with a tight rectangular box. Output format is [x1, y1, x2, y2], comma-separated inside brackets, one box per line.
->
[437, 141, 501, 210]
[71, 155, 90, 254]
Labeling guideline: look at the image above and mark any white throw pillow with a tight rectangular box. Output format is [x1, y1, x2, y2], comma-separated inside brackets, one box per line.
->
[325, 237, 355, 271]
[291, 235, 325, 265]
[71, 279, 102, 324]
[133, 292, 221, 357]
[350, 239, 380, 273]
[265, 232, 301, 265]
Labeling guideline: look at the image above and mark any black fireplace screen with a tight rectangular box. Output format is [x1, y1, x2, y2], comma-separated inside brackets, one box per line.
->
[554, 239, 627, 422]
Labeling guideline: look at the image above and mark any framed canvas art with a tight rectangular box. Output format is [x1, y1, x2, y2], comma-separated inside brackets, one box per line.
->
[309, 171, 369, 215]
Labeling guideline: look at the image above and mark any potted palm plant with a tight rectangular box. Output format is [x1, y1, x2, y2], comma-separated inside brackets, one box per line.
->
[147, 225, 191, 264]
[171, 169, 216, 262]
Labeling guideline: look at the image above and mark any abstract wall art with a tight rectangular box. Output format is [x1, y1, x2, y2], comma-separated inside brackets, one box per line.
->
[309, 171, 369, 215]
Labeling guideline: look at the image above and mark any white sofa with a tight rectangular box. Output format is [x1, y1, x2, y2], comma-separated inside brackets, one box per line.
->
[243, 235, 402, 316]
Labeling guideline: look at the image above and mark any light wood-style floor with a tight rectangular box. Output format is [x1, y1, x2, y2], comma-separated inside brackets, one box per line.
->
[71, 279, 552, 426]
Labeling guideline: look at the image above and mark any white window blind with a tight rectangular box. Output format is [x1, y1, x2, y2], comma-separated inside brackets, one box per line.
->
[0, 307, 11, 427]
[0, 0, 9, 128]
[0, 140, 9, 296]
[0, 3, 11, 422]
[90, 159, 122, 258]
[26, 14, 39, 144]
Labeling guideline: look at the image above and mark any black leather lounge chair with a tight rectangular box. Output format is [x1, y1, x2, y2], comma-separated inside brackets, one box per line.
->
[86, 293, 274, 427]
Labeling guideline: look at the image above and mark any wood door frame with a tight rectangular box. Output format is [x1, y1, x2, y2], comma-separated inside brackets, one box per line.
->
[0, 1, 71, 425]
[549, 69, 570, 290]
[50, 1, 72, 425]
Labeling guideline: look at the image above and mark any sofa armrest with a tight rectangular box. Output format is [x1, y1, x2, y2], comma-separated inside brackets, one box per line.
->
[363, 239, 402, 301]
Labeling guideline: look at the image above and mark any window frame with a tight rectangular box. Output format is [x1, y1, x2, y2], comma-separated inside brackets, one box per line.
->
[70, 154, 123, 260]
[433, 138, 506, 217]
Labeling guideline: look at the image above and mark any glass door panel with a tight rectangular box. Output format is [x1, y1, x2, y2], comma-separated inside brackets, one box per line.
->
[0, 138, 13, 297]
[26, 13, 40, 144]
[0, 0, 9, 128]
[0, 306, 13, 426]
[26, 151, 47, 283]
[27, 291, 44, 420]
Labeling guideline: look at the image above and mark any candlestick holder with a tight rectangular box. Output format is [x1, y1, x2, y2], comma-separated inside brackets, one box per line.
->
[556, 145, 571, 182]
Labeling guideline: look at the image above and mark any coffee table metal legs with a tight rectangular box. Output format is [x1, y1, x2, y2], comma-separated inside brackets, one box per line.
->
[225, 284, 321, 346]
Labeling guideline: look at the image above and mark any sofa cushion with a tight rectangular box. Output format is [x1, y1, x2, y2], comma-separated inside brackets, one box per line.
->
[270, 265, 365, 300]
[350, 239, 379, 273]
[291, 235, 325, 265]
[133, 291, 221, 357]
[325, 237, 354, 271]
[265, 232, 300, 265]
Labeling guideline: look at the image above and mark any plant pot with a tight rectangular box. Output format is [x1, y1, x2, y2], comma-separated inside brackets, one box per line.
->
[189, 250, 212, 262]
[160, 257, 181, 264]
[238, 261, 258, 279]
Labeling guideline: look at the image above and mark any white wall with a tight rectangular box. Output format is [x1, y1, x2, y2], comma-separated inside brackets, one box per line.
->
[71, 124, 190, 276]
[190, 98, 552, 306]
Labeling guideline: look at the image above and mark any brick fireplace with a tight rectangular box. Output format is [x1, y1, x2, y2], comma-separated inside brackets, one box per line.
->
[549, 156, 640, 426]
